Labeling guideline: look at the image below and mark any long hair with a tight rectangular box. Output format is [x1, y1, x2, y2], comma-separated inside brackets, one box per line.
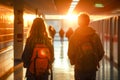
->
[28, 18, 49, 41]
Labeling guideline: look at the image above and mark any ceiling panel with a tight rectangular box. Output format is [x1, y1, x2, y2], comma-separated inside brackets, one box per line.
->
[24, 0, 58, 15]
[24, 0, 72, 15]
[54, 0, 72, 15]
[74, 0, 120, 15]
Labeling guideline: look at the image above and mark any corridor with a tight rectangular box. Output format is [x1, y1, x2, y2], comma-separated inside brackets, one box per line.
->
[5, 37, 118, 80]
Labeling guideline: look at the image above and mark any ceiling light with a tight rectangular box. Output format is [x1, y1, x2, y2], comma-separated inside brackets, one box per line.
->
[95, 3, 104, 8]
[73, 0, 79, 1]
[94, 0, 104, 8]
[68, 0, 80, 14]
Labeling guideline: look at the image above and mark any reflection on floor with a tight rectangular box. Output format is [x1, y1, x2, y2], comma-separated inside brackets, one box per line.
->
[52, 40, 74, 80]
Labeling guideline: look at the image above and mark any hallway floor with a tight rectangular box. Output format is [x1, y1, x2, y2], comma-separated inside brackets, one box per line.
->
[6, 40, 118, 80]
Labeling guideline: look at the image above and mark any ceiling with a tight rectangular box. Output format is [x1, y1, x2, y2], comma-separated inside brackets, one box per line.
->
[0, 0, 120, 16]
[24, 0, 73, 15]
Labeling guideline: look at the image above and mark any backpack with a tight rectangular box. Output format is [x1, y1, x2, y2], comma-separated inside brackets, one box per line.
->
[77, 35, 99, 71]
[29, 44, 51, 76]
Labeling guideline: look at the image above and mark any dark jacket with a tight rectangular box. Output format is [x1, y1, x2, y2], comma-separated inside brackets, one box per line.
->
[68, 26, 104, 71]
[59, 28, 64, 38]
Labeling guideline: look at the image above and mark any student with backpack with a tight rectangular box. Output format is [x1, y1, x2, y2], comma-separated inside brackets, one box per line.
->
[48, 25, 56, 41]
[22, 18, 54, 80]
[65, 27, 74, 41]
[59, 28, 65, 44]
[67, 13, 104, 80]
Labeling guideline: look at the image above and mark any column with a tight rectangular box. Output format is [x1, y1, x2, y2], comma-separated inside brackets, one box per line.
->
[14, 0, 24, 60]
[13, 0, 24, 80]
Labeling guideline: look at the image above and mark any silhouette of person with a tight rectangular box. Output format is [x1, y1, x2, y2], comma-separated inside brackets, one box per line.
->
[48, 25, 56, 40]
[22, 18, 54, 80]
[67, 13, 104, 80]
[65, 27, 73, 41]
[59, 28, 65, 44]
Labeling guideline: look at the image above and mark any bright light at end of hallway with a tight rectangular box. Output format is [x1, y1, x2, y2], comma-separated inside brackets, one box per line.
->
[64, 14, 77, 22]
[23, 14, 36, 21]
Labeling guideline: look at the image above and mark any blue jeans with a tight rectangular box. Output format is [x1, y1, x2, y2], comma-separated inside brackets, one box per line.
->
[75, 69, 96, 80]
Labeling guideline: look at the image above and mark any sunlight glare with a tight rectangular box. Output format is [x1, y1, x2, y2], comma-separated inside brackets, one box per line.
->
[9, 15, 14, 23]
[24, 14, 36, 27]
[23, 14, 36, 21]
[64, 14, 77, 22]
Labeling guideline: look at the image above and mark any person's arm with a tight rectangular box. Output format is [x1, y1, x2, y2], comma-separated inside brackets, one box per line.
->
[95, 34, 105, 61]
[22, 39, 33, 68]
[68, 34, 77, 65]
[50, 44, 55, 63]
[46, 38, 55, 63]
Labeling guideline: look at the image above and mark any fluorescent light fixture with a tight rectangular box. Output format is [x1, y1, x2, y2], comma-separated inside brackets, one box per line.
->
[68, 0, 80, 14]
[71, 2, 78, 5]
[73, 0, 79, 1]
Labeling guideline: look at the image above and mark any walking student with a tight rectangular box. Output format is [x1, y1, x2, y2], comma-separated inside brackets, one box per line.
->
[65, 27, 74, 41]
[67, 13, 104, 80]
[48, 25, 56, 40]
[22, 18, 54, 80]
[59, 28, 65, 44]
